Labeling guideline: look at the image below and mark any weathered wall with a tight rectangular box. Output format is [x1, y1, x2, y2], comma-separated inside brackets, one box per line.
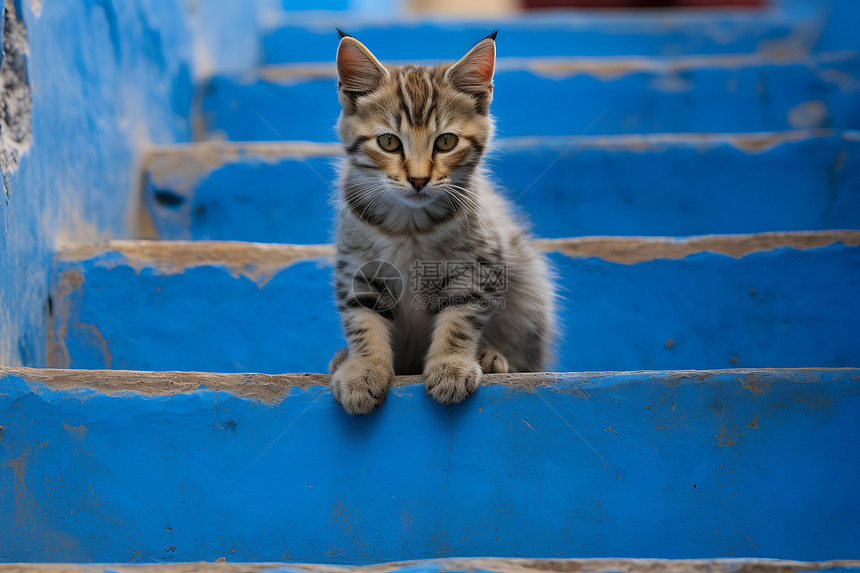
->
[0, 1, 261, 368]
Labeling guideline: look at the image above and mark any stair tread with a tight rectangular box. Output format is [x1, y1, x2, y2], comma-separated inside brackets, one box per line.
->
[140, 132, 860, 243]
[3, 365, 858, 563]
[50, 233, 860, 374]
[257, 51, 858, 81]
[57, 230, 860, 266]
[197, 55, 860, 141]
[3, 365, 857, 398]
[3, 558, 860, 573]
[260, 7, 820, 63]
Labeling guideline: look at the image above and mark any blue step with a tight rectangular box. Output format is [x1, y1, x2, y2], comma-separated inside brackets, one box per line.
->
[260, 8, 822, 64]
[49, 233, 860, 374]
[2, 366, 858, 562]
[0, 562, 855, 573]
[143, 131, 860, 243]
[198, 53, 860, 142]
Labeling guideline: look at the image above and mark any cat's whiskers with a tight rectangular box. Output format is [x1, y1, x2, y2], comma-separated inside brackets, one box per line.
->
[358, 187, 391, 223]
[341, 180, 391, 218]
[439, 184, 493, 224]
[343, 183, 386, 203]
[443, 182, 495, 211]
[444, 189, 492, 238]
[442, 193, 472, 235]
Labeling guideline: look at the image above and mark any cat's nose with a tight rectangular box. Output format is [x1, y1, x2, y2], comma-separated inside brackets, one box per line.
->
[408, 177, 430, 192]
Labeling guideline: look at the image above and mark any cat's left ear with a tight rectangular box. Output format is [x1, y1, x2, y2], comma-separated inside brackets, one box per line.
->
[337, 33, 389, 94]
[445, 31, 497, 96]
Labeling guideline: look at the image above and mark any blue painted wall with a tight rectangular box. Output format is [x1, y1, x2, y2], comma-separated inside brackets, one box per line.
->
[50, 242, 860, 374]
[0, 1, 262, 368]
[2, 368, 858, 562]
[0, 1, 194, 367]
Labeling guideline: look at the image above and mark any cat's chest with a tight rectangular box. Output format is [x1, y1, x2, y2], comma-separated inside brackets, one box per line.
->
[377, 238, 474, 294]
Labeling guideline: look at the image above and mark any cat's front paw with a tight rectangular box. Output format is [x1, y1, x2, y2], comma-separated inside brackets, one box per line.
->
[424, 356, 481, 406]
[330, 357, 393, 415]
[329, 348, 349, 374]
[479, 347, 510, 374]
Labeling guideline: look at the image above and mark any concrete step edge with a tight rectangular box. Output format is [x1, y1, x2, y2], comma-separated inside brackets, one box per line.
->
[4, 366, 857, 403]
[2, 560, 860, 573]
[141, 129, 860, 183]
[55, 231, 860, 276]
[255, 50, 857, 82]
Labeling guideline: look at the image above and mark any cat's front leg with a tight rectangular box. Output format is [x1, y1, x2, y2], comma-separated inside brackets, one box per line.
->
[424, 306, 487, 405]
[330, 310, 395, 415]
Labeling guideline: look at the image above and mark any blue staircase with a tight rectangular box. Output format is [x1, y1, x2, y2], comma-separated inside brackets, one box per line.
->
[2, 0, 860, 566]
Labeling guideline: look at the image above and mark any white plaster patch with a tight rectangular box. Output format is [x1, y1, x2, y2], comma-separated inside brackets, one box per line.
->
[28, 0, 42, 18]
[788, 100, 829, 129]
[0, 2, 33, 200]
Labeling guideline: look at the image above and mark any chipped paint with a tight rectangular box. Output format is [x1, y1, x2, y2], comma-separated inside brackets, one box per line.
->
[62, 423, 88, 441]
[56, 231, 860, 276]
[56, 241, 334, 286]
[259, 51, 859, 82]
[523, 52, 856, 80]
[741, 374, 771, 395]
[5, 446, 35, 528]
[45, 270, 84, 369]
[538, 230, 860, 265]
[1, 366, 856, 401]
[788, 100, 830, 128]
[144, 129, 854, 161]
[143, 141, 343, 195]
[0, 366, 328, 403]
[33, 557, 845, 573]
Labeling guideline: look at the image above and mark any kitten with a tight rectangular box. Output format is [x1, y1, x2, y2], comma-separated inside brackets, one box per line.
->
[330, 31, 556, 415]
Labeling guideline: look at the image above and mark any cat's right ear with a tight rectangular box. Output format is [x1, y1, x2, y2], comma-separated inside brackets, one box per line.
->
[445, 32, 497, 96]
[336, 35, 388, 95]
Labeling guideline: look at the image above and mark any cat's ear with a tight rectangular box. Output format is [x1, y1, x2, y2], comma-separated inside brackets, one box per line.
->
[445, 32, 497, 95]
[336, 34, 389, 94]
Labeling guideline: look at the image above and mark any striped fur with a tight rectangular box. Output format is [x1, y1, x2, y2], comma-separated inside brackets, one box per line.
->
[330, 34, 556, 415]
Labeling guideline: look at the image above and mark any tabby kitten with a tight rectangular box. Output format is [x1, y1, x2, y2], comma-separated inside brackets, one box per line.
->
[330, 31, 556, 415]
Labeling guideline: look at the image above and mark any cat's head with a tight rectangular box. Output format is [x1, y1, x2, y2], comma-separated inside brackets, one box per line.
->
[335, 31, 496, 217]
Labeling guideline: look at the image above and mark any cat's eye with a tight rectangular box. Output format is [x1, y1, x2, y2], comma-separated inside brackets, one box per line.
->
[434, 133, 459, 152]
[377, 134, 402, 152]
